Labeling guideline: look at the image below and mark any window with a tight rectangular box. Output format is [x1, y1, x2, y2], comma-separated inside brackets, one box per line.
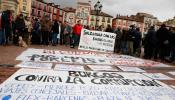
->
[32, 1, 35, 7]
[39, 4, 42, 9]
[49, 7, 51, 12]
[107, 18, 111, 23]
[38, 11, 41, 16]
[102, 17, 105, 22]
[23, 0, 27, 2]
[44, 6, 47, 11]
[31, 9, 35, 15]
[23, 6, 26, 11]
[91, 16, 94, 21]
[60, 10, 62, 16]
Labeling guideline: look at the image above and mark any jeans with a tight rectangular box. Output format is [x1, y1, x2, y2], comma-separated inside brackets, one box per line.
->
[52, 32, 58, 45]
[0, 29, 6, 45]
[121, 41, 128, 54]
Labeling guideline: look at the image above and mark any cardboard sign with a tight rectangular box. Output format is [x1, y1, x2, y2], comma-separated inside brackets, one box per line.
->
[15, 62, 52, 69]
[142, 73, 174, 80]
[87, 65, 118, 71]
[0, 69, 175, 100]
[79, 29, 116, 53]
[118, 66, 146, 72]
[54, 64, 85, 71]
[16, 48, 172, 67]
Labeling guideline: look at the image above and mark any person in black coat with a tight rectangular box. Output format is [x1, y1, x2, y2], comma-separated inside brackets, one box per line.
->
[144, 26, 157, 59]
[169, 29, 175, 62]
[155, 24, 170, 61]
[15, 14, 25, 39]
[51, 20, 59, 46]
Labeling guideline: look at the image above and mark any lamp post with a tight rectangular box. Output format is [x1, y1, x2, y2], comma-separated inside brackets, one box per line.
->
[94, 0, 102, 30]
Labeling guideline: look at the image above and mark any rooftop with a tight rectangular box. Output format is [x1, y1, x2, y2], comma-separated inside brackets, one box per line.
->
[91, 10, 113, 18]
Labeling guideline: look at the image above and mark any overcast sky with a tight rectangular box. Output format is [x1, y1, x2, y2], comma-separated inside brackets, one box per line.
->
[49, 0, 175, 22]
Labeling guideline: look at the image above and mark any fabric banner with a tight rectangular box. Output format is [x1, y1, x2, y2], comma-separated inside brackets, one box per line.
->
[87, 65, 118, 71]
[117, 66, 146, 72]
[54, 64, 85, 71]
[142, 73, 174, 80]
[78, 29, 116, 53]
[15, 62, 52, 69]
[0, 69, 175, 100]
[16, 48, 172, 67]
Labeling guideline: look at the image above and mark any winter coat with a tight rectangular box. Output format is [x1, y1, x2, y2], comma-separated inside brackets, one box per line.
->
[128, 29, 136, 41]
[73, 24, 82, 36]
[156, 27, 169, 44]
[51, 22, 59, 33]
[145, 28, 157, 47]
[40, 18, 52, 31]
[15, 18, 25, 31]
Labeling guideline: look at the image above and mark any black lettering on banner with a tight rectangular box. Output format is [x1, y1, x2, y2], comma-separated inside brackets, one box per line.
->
[66, 76, 85, 84]
[29, 54, 41, 61]
[15, 75, 62, 83]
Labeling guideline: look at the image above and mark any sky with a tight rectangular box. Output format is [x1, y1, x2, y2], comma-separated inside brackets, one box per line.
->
[49, 0, 175, 22]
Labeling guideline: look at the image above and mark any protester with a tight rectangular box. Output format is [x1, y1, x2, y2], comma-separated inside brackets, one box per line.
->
[128, 25, 136, 56]
[15, 14, 25, 45]
[144, 26, 157, 59]
[133, 27, 142, 56]
[169, 28, 175, 63]
[113, 27, 122, 53]
[24, 16, 32, 45]
[40, 15, 52, 46]
[156, 24, 170, 61]
[63, 21, 72, 46]
[121, 28, 129, 54]
[51, 19, 59, 46]
[59, 21, 65, 45]
[1, 10, 12, 45]
[0, 12, 4, 45]
[72, 20, 83, 48]
[31, 18, 41, 44]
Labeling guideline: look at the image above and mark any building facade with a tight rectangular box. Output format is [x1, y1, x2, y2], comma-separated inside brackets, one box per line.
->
[90, 10, 113, 29]
[112, 15, 144, 32]
[63, 1, 113, 28]
[0, 0, 18, 17]
[17, 0, 31, 17]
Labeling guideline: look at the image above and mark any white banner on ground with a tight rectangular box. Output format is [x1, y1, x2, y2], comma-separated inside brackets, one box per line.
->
[15, 62, 52, 69]
[0, 69, 175, 100]
[117, 66, 146, 72]
[78, 29, 116, 53]
[87, 65, 118, 71]
[142, 73, 175, 80]
[168, 72, 175, 76]
[16, 48, 172, 67]
[54, 64, 85, 71]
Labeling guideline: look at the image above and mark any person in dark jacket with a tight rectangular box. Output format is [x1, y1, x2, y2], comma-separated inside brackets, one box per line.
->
[1, 10, 12, 45]
[134, 27, 142, 56]
[121, 28, 129, 54]
[128, 25, 136, 56]
[155, 24, 170, 61]
[51, 19, 59, 46]
[31, 18, 41, 44]
[15, 14, 25, 45]
[113, 27, 122, 53]
[144, 26, 157, 59]
[169, 29, 175, 62]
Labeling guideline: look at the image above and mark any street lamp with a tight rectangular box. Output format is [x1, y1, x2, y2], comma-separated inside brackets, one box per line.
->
[94, 0, 102, 30]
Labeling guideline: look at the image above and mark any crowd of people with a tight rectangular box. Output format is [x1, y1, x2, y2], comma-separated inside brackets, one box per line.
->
[0, 10, 175, 63]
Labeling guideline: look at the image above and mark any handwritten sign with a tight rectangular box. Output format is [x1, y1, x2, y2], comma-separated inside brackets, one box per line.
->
[54, 64, 85, 71]
[15, 62, 52, 69]
[142, 73, 174, 80]
[117, 66, 146, 72]
[16, 48, 172, 67]
[79, 29, 116, 53]
[87, 65, 118, 71]
[0, 69, 175, 100]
